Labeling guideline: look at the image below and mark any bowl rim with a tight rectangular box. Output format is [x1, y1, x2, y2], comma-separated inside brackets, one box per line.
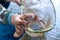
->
[26, 26, 54, 33]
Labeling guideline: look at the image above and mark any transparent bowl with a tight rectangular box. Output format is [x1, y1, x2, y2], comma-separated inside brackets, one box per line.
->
[20, 0, 56, 37]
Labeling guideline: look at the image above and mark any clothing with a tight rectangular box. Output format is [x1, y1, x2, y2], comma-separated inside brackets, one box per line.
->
[0, 1, 10, 9]
[0, 1, 24, 40]
[0, 22, 18, 40]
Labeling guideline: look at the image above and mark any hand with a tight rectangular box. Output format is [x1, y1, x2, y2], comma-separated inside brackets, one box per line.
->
[11, 13, 38, 38]
[11, 14, 27, 38]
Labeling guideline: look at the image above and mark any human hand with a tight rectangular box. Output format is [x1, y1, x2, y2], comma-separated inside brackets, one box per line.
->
[11, 13, 38, 38]
[11, 14, 27, 38]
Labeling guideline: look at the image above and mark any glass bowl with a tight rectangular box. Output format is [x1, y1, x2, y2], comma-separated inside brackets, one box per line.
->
[20, 0, 56, 37]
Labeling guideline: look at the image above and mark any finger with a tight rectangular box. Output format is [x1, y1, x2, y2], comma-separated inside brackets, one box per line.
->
[13, 19, 23, 26]
[19, 16, 28, 25]
[22, 13, 35, 19]
[33, 15, 39, 21]
[15, 20, 27, 26]
[14, 18, 28, 26]
[20, 20, 28, 26]
[13, 15, 27, 26]
[13, 26, 23, 38]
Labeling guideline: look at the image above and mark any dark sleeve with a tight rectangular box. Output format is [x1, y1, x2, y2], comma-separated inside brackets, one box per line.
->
[0, 1, 10, 9]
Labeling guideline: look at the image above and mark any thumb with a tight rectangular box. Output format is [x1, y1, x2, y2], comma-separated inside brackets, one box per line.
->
[13, 26, 23, 38]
